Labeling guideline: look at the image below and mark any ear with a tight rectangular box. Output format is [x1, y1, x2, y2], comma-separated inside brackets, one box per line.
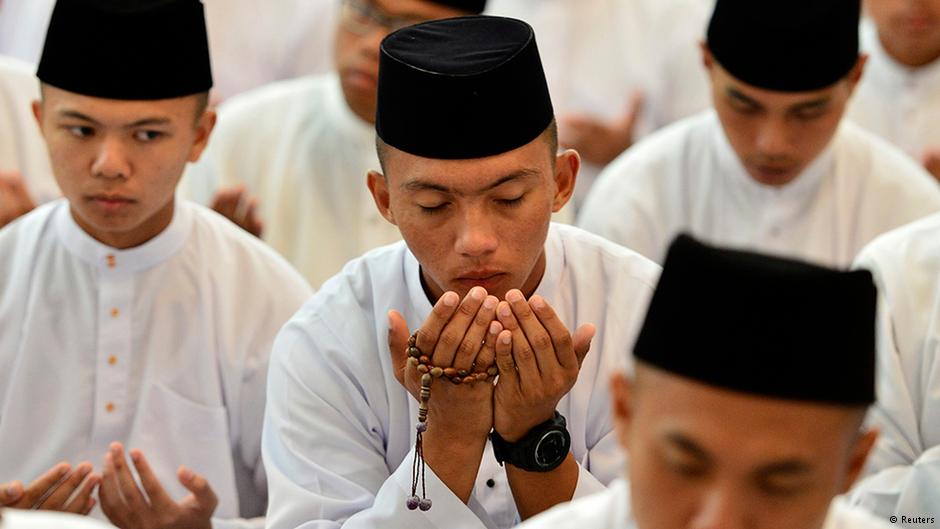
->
[840, 428, 879, 493]
[610, 372, 635, 450]
[188, 109, 217, 163]
[551, 149, 579, 213]
[845, 55, 868, 95]
[367, 170, 397, 225]
[31, 100, 44, 132]
[700, 41, 713, 70]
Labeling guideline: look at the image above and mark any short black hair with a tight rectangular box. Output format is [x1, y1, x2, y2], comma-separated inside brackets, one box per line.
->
[376, 118, 558, 175]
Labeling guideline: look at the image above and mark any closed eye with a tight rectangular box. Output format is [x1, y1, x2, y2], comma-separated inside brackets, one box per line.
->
[497, 195, 525, 207]
[66, 125, 95, 138]
[418, 203, 449, 214]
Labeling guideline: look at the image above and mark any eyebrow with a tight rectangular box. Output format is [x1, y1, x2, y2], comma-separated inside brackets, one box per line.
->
[56, 110, 172, 128]
[726, 87, 763, 109]
[756, 459, 813, 477]
[401, 168, 541, 196]
[663, 432, 711, 462]
[788, 97, 832, 113]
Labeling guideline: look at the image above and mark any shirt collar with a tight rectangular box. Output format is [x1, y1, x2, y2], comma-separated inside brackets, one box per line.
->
[54, 198, 193, 273]
[404, 226, 563, 322]
[709, 110, 835, 202]
[862, 19, 940, 93]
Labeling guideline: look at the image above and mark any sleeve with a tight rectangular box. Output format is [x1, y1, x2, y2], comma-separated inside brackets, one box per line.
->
[262, 319, 492, 529]
[848, 250, 940, 518]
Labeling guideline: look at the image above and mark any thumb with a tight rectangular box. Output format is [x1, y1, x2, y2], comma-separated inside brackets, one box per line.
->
[387, 310, 411, 384]
[494, 330, 516, 384]
[178, 466, 218, 516]
[0, 481, 23, 506]
[572, 324, 596, 368]
[619, 90, 644, 132]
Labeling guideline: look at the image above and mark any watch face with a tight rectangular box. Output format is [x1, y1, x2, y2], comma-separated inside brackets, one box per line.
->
[534, 430, 569, 469]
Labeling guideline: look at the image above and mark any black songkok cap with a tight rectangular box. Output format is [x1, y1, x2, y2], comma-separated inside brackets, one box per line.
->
[37, 0, 213, 100]
[634, 235, 876, 406]
[707, 0, 861, 92]
[376, 16, 554, 160]
[431, 0, 486, 13]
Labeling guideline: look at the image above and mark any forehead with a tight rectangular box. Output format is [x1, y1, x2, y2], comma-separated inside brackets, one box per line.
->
[713, 61, 843, 108]
[633, 368, 855, 458]
[42, 85, 197, 123]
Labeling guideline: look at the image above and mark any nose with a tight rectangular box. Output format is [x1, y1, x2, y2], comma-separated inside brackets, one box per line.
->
[754, 117, 791, 156]
[454, 207, 499, 258]
[91, 137, 131, 180]
[689, 489, 746, 529]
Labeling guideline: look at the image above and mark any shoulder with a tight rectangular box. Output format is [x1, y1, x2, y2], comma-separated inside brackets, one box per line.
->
[855, 212, 940, 290]
[551, 224, 660, 292]
[825, 498, 895, 529]
[520, 480, 631, 529]
[839, 122, 938, 191]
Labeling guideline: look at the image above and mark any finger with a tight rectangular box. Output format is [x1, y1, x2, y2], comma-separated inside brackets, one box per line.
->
[83, 496, 97, 516]
[506, 289, 555, 376]
[37, 462, 93, 510]
[496, 300, 539, 385]
[452, 294, 499, 372]
[7, 173, 36, 213]
[572, 324, 596, 368]
[387, 310, 412, 386]
[210, 187, 242, 220]
[432, 287, 488, 368]
[0, 481, 24, 506]
[493, 329, 516, 385]
[414, 291, 460, 354]
[529, 295, 577, 370]
[244, 197, 264, 238]
[108, 444, 147, 512]
[621, 89, 644, 132]
[19, 462, 70, 508]
[97, 456, 125, 525]
[474, 320, 502, 373]
[130, 449, 174, 510]
[63, 472, 100, 514]
[178, 466, 218, 517]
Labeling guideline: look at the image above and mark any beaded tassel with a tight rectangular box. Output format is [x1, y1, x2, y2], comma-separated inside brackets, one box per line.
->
[408, 335, 433, 511]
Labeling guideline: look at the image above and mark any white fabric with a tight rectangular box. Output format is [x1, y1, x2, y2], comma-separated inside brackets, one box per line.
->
[577, 109, 940, 267]
[181, 74, 401, 289]
[519, 479, 896, 529]
[0, 0, 337, 100]
[1, 509, 114, 529]
[848, 20, 940, 161]
[485, 0, 712, 207]
[262, 223, 660, 529]
[0, 200, 312, 529]
[849, 214, 940, 519]
[0, 54, 56, 202]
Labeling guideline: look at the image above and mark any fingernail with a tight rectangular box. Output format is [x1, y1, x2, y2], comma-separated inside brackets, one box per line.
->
[489, 321, 500, 335]
[442, 292, 458, 307]
[506, 290, 523, 302]
[498, 303, 511, 318]
[530, 296, 545, 310]
[499, 333, 512, 345]
[471, 287, 485, 301]
[6, 485, 19, 497]
[179, 468, 193, 481]
[483, 296, 497, 310]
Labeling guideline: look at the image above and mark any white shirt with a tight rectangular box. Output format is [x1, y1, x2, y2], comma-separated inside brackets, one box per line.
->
[578, 110, 940, 267]
[182, 74, 402, 288]
[0, 54, 57, 202]
[485, 0, 712, 207]
[263, 223, 660, 529]
[849, 214, 940, 519]
[848, 20, 940, 161]
[0, 200, 312, 529]
[1, 510, 114, 529]
[519, 479, 896, 529]
[0, 0, 337, 100]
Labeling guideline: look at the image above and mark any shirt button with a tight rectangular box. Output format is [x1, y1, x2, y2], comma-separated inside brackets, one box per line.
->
[110, 308, 120, 318]
[108, 355, 118, 366]
[106, 255, 117, 268]
[486, 479, 495, 488]
[105, 402, 115, 413]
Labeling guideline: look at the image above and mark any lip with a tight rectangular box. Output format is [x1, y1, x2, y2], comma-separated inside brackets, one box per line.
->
[454, 271, 507, 291]
[750, 164, 796, 184]
[87, 194, 136, 213]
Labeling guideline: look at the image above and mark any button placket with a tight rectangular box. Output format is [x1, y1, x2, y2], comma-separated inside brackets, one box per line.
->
[92, 263, 134, 446]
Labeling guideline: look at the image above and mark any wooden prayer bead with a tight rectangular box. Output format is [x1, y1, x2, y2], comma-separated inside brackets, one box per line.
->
[417, 364, 429, 374]
[450, 376, 462, 384]
[443, 368, 458, 378]
[457, 369, 468, 377]
[409, 347, 421, 359]
[463, 377, 475, 385]
[475, 373, 489, 382]
[421, 373, 432, 386]
[487, 366, 498, 376]
[430, 367, 443, 378]
[419, 355, 430, 365]
[408, 357, 419, 367]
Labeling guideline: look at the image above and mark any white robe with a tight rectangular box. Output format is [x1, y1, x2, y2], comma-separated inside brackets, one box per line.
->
[1, 510, 114, 529]
[519, 479, 896, 529]
[181, 74, 402, 288]
[577, 109, 940, 267]
[262, 223, 660, 529]
[0, 200, 312, 529]
[847, 20, 940, 161]
[0, 54, 56, 203]
[484, 0, 712, 208]
[850, 213, 940, 519]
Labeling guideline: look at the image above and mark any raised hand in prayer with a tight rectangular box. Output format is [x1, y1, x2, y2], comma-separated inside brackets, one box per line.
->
[492, 290, 594, 442]
[0, 462, 98, 513]
[210, 184, 264, 238]
[922, 148, 940, 183]
[98, 443, 217, 529]
[387, 286, 503, 502]
[558, 91, 644, 167]
[0, 171, 37, 229]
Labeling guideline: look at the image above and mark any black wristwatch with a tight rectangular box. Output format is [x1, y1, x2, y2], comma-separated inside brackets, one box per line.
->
[490, 411, 571, 472]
